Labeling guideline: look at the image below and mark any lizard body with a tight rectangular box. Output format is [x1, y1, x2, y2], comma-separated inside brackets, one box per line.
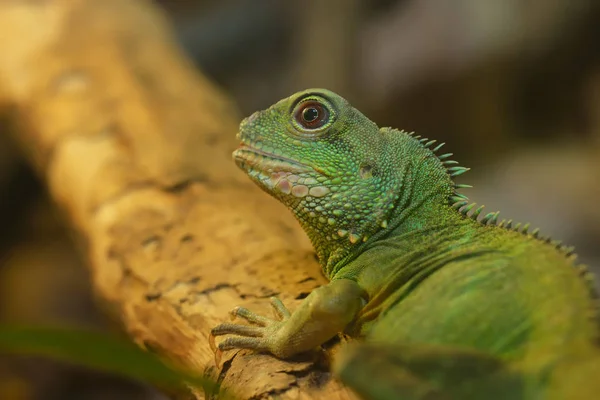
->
[211, 89, 600, 399]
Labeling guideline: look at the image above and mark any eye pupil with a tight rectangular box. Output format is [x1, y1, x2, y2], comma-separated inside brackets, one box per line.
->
[302, 107, 319, 122]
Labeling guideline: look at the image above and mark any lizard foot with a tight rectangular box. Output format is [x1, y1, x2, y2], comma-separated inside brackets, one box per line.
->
[209, 296, 291, 365]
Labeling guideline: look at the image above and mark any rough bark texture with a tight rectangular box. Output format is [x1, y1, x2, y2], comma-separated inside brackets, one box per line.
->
[0, 0, 356, 398]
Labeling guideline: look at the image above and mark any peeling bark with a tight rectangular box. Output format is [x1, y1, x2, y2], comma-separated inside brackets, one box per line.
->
[0, 0, 356, 398]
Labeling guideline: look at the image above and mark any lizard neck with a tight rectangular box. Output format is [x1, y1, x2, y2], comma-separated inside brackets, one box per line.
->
[310, 130, 459, 278]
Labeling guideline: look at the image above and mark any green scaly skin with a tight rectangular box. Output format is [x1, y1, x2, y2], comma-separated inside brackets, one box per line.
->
[210, 89, 600, 399]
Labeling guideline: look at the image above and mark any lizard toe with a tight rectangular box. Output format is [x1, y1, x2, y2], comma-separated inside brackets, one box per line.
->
[269, 296, 291, 320]
[229, 306, 272, 326]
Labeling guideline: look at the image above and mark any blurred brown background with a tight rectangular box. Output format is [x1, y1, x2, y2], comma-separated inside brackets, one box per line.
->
[1, 0, 599, 398]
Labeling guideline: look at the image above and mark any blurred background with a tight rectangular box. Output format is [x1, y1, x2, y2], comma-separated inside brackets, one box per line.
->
[1, 0, 599, 398]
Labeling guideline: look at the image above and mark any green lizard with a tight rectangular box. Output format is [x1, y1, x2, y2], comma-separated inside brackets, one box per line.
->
[210, 88, 600, 399]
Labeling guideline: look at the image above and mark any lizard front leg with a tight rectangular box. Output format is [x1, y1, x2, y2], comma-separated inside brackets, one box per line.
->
[210, 278, 366, 360]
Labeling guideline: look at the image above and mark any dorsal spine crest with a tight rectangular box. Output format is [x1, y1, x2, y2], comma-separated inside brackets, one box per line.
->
[411, 131, 579, 259]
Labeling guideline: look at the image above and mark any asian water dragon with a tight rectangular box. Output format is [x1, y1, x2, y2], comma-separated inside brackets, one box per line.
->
[210, 88, 600, 399]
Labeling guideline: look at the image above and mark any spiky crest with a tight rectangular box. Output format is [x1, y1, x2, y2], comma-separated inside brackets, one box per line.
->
[404, 131, 595, 314]
[412, 132, 580, 260]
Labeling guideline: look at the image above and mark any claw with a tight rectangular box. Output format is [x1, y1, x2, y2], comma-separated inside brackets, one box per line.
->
[209, 332, 217, 353]
[229, 306, 240, 321]
[214, 347, 222, 366]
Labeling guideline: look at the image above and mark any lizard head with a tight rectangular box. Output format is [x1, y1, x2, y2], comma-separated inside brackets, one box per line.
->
[233, 88, 400, 267]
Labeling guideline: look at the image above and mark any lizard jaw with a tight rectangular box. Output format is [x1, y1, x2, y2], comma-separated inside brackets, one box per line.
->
[233, 145, 314, 175]
[232, 145, 332, 199]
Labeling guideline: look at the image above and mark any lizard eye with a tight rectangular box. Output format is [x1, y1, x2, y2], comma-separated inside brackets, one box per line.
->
[294, 100, 330, 130]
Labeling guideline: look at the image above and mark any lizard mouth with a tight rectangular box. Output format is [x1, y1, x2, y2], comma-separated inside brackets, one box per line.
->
[233, 144, 314, 174]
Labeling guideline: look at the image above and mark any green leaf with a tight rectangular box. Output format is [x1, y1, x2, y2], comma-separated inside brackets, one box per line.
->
[0, 325, 229, 398]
